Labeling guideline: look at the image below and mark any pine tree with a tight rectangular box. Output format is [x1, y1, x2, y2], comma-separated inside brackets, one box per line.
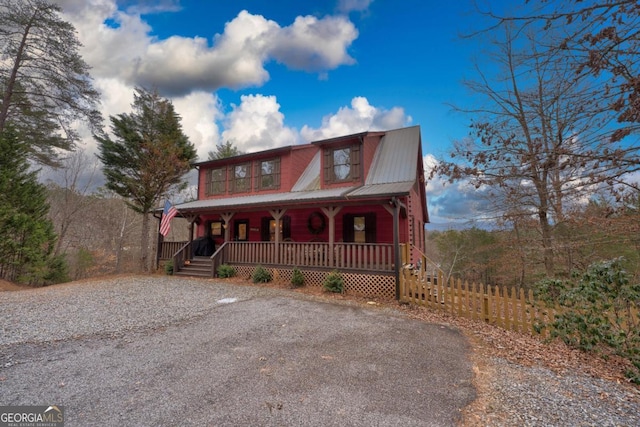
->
[0, 126, 68, 285]
[96, 87, 197, 272]
[0, 0, 102, 166]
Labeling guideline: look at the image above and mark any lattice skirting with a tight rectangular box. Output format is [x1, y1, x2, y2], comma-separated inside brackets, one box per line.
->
[233, 265, 396, 299]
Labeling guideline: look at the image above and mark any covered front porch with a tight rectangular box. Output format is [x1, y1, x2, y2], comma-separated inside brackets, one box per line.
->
[156, 195, 418, 298]
[160, 239, 402, 298]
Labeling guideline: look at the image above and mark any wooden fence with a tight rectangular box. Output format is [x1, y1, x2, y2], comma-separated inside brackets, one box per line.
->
[398, 267, 556, 335]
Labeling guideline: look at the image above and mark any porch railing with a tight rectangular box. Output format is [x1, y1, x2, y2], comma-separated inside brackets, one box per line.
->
[211, 241, 394, 273]
[171, 241, 192, 272]
[160, 241, 189, 259]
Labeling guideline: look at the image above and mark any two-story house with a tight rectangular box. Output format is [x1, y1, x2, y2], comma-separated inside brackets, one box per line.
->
[158, 125, 429, 298]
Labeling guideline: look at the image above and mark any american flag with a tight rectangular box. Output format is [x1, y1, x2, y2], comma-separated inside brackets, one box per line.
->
[159, 201, 178, 236]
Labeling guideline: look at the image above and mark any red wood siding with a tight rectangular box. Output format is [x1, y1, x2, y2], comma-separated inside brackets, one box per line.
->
[286, 145, 317, 189]
[195, 204, 405, 245]
[361, 134, 382, 183]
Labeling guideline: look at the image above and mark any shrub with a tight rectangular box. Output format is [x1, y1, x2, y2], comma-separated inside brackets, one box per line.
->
[534, 258, 640, 383]
[252, 265, 272, 283]
[75, 248, 94, 280]
[323, 270, 344, 293]
[164, 260, 174, 275]
[217, 264, 236, 278]
[291, 267, 305, 287]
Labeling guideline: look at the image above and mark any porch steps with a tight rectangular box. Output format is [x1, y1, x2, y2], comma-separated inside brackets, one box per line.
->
[174, 256, 212, 278]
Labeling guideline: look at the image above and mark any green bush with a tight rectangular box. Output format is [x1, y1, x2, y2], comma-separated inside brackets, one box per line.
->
[252, 265, 272, 283]
[164, 260, 174, 275]
[75, 248, 94, 280]
[291, 267, 305, 287]
[534, 258, 640, 383]
[217, 264, 236, 278]
[323, 270, 344, 293]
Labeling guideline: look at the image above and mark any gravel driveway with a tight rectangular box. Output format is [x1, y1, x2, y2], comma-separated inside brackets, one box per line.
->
[0, 276, 475, 427]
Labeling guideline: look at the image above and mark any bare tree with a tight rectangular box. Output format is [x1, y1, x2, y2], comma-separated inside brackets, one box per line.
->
[434, 24, 636, 277]
[45, 149, 99, 255]
[493, 1, 640, 132]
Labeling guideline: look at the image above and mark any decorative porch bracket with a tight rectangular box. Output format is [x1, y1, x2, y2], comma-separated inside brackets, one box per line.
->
[269, 208, 287, 264]
[220, 212, 235, 242]
[184, 214, 199, 245]
[321, 206, 342, 267]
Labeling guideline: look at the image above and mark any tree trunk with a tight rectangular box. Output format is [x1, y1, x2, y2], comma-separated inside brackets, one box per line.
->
[538, 209, 555, 277]
[0, 15, 34, 132]
[140, 212, 150, 272]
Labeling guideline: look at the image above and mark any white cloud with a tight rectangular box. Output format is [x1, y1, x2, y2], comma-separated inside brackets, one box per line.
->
[222, 94, 299, 153]
[270, 15, 357, 71]
[423, 154, 495, 228]
[337, 0, 374, 14]
[172, 92, 223, 162]
[56, 2, 358, 97]
[300, 96, 411, 141]
[338, 0, 373, 13]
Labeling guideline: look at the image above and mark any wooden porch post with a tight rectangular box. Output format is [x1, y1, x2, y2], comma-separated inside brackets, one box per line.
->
[384, 198, 407, 300]
[321, 206, 341, 267]
[392, 198, 400, 300]
[269, 209, 286, 264]
[154, 213, 163, 270]
[221, 212, 235, 242]
[184, 214, 198, 260]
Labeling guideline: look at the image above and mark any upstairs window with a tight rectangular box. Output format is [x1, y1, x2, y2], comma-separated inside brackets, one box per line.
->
[255, 158, 281, 190]
[324, 144, 361, 184]
[205, 167, 226, 195]
[231, 163, 251, 193]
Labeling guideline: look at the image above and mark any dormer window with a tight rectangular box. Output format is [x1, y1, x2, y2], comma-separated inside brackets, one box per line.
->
[255, 158, 280, 190]
[231, 163, 251, 193]
[324, 144, 361, 183]
[205, 167, 226, 195]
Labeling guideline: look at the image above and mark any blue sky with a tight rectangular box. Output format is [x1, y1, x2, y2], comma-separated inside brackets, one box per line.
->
[53, 0, 516, 228]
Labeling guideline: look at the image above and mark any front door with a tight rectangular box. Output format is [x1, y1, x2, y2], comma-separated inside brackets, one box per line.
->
[234, 219, 249, 241]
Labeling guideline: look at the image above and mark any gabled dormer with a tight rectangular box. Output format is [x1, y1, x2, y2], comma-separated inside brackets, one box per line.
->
[312, 131, 384, 189]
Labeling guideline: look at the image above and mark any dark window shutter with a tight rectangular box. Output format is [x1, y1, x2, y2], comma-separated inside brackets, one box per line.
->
[324, 149, 332, 183]
[261, 217, 270, 241]
[204, 169, 212, 195]
[351, 144, 361, 181]
[254, 161, 260, 190]
[365, 213, 376, 243]
[343, 214, 355, 242]
[274, 158, 281, 188]
[283, 215, 291, 239]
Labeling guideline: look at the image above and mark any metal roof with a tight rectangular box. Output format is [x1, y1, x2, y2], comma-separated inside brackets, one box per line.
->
[346, 182, 414, 198]
[291, 150, 321, 191]
[366, 126, 421, 185]
[174, 126, 422, 212]
[176, 187, 356, 211]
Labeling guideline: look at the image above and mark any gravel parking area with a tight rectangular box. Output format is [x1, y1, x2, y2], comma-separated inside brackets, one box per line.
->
[1, 275, 639, 426]
[0, 276, 475, 426]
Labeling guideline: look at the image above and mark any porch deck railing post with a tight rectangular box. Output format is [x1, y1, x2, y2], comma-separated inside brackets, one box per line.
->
[392, 197, 401, 300]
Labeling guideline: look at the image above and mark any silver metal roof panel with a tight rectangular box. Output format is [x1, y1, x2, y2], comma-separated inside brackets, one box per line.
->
[291, 150, 321, 191]
[367, 126, 420, 185]
[345, 181, 414, 198]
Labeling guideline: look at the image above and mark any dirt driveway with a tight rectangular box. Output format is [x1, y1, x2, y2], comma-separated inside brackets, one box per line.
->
[0, 277, 475, 426]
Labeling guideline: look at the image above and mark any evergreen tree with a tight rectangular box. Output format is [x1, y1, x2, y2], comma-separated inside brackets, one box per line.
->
[0, 126, 68, 285]
[207, 140, 243, 160]
[0, 0, 102, 166]
[96, 87, 197, 272]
